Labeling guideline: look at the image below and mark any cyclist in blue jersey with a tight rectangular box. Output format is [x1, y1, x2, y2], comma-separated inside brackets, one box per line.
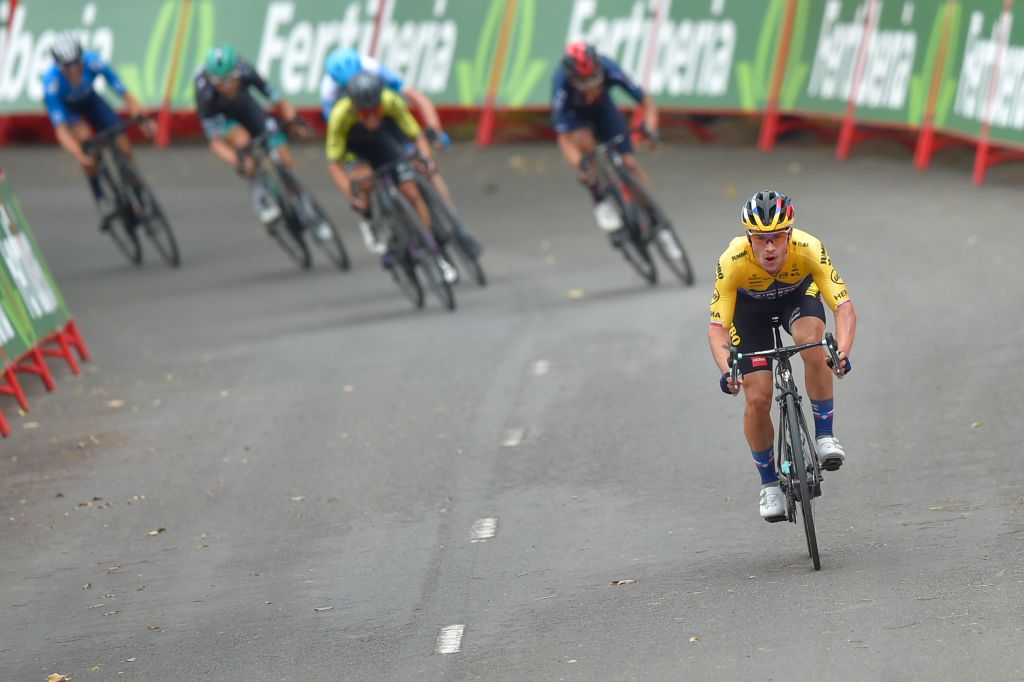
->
[42, 33, 151, 227]
[552, 42, 660, 244]
[319, 47, 473, 255]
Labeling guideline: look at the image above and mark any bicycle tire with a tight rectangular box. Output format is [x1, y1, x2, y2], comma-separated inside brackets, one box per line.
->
[393, 192, 455, 311]
[607, 183, 657, 285]
[280, 167, 350, 271]
[390, 249, 425, 309]
[98, 170, 141, 265]
[786, 394, 820, 570]
[261, 172, 311, 270]
[123, 165, 180, 268]
[417, 176, 486, 287]
[621, 170, 694, 286]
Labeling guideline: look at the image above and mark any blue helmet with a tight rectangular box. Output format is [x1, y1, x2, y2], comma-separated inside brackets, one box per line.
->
[325, 47, 362, 86]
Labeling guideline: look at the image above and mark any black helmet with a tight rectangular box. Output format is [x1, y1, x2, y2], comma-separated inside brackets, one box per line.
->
[51, 32, 83, 66]
[347, 71, 383, 110]
[741, 190, 795, 232]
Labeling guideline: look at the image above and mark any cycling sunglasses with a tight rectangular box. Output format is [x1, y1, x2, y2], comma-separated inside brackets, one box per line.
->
[747, 228, 792, 242]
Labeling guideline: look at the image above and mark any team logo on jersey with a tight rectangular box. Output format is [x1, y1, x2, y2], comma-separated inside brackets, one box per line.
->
[716, 263, 724, 280]
[711, 288, 720, 304]
[819, 244, 830, 265]
[830, 268, 843, 285]
[752, 357, 768, 368]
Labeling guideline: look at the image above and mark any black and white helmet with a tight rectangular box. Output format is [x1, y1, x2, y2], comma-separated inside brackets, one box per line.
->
[347, 71, 383, 110]
[50, 32, 83, 66]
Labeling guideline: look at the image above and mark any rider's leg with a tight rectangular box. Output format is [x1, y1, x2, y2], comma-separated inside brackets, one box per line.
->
[399, 179, 432, 232]
[69, 120, 104, 202]
[743, 369, 785, 520]
[346, 163, 383, 254]
[789, 296, 844, 469]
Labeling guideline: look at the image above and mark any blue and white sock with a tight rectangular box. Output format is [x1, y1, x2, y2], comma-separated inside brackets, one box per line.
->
[811, 398, 834, 439]
[752, 446, 777, 486]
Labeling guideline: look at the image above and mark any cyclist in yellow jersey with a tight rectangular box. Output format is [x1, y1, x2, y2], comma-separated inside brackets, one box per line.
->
[708, 191, 858, 522]
[325, 72, 454, 280]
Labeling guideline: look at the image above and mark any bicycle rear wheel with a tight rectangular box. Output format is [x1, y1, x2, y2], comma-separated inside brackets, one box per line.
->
[390, 249, 424, 309]
[394, 192, 455, 311]
[126, 169, 179, 267]
[269, 214, 312, 270]
[786, 394, 820, 570]
[607, 184, 656, 285]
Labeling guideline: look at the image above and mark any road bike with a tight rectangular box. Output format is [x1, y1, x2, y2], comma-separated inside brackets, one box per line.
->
[583, 131, 694, 286]
[361, 157, 455, 311]
[729, 318, 843, 570]
[240, 121, 349, 271]
[83, 116, 179, 267]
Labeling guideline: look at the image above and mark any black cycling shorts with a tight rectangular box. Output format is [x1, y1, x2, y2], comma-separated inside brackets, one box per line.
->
[729, 276, 826, 375]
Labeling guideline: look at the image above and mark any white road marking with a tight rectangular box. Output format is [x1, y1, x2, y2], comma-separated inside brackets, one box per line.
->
[435, 624, 465, 654]
[470, 517, 498, 542]
[502, 428, 525, 447]
[531, 359, 550, 376]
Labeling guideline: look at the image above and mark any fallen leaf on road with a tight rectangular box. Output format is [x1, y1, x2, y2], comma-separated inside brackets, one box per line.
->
[567, 659, 577, 664]
[47, 674, 72, 682]
[567, 288, 585, 299]
[342, 385, 355, 392]
[91, 667, 100, 672]
[147, 625, 160, 631]
[88, 604, 104, 609]
[103, 610, 120, 616]
[290, 496, 306, 502]
[147, 528, 166, 536]
[106, 400, 124, 408]
[22, 421, 39, 430]
[82, 583, 92, 590]
[313, 606, 333, 612]
[125, 657, 136, 662]
[136, 585, 145, 591]
[108, 565, 120, 573]
[610, 579, 636, 586]
[971, 421, 981, 428]
[689, 636, 701, 643]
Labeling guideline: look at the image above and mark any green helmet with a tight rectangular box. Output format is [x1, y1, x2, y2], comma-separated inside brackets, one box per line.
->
[205, 44, 239, 80]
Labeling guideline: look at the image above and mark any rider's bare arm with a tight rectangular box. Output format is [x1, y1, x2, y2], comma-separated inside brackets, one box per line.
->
[402, 86, 442, 132]
[640, 94, 658, 133]
[209, 136, 239, 167]
[833, 301, 857, 361]
[327, 162, 353, 199]
[557, 132, 584, 169]
[54, 123, 89, 164]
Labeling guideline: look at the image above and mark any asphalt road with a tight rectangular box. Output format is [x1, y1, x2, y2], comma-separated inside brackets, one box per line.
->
[1, 132, 1022, 681]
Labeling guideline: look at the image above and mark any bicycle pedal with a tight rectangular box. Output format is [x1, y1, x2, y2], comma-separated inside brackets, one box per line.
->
[764, 514, 787, 524]
[821, 458, 843, 472]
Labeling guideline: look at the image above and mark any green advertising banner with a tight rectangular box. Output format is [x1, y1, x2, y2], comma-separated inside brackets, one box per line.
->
[0, 260, 35, 365]
[932, 0, 1024, 147]
[0, 0, 502, 113]
[0, 175, 71, 345]
[777, 0, 952, 128]
[485, 0, 789, 112]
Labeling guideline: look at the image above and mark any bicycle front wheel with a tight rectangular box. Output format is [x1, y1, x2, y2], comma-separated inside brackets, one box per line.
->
[621, 171, 693, 286]
[394, 192, 455, 311]
[98, 171, 142, 266]
[786, 394, 820, 570]
[282, 168, 349, 271]
[417, 176, 486, 287]
[128, 172, 180, 268]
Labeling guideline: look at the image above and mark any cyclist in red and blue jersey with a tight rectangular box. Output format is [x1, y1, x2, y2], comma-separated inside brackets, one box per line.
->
[552, 42, 659, 243]
[42, 33, 150, 227]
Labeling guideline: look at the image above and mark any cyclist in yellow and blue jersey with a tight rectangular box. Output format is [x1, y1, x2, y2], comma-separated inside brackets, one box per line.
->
[325, 72, 453, 282]
[708, 191, 858, 522]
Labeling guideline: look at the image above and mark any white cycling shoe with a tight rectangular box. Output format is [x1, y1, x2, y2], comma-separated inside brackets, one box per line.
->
[593, 199, 623, 231]
[359, 219, 386, 255]
[759, 484, 786, 522]
[815, 435, 846, 471]
[258, 202, 281, 225]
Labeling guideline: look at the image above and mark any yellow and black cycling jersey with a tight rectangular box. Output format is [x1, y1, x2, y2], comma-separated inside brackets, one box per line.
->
[325, 88, 421, 164]
[709, 228, 849, 330]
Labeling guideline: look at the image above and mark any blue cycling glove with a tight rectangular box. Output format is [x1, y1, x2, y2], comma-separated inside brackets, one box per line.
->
[827, 356, 852, 375]
[720, 371, 732, 395]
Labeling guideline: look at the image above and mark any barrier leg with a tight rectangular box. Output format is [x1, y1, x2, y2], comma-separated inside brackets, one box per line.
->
[0, 406, 9, 437]
[65, 320, 91, 362]
[0, 366, 30, 412]
[13, 347, 56, 392]
[41, 330, 80, 375]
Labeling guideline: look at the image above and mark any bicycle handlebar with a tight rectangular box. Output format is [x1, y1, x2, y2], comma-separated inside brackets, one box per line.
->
[82, 115, 151, 155]
[729, 333, 843, 388]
